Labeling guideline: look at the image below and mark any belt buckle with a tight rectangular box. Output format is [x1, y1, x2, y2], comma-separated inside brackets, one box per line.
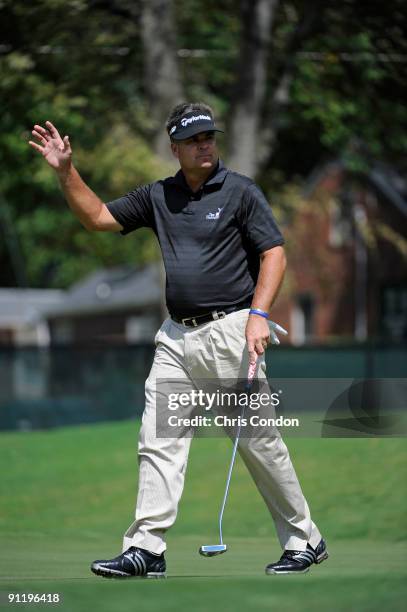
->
[182, 317, 198, 327]
[212, 310, 226, 321]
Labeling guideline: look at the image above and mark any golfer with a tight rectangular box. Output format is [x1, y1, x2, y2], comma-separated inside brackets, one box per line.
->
[29, 102, 328, 577]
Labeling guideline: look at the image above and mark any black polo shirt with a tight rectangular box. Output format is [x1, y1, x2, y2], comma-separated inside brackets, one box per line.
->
[106, 160, 284, 317]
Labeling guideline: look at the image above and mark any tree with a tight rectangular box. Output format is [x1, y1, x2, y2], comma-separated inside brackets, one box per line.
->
[227, 0, 407, 178]
[140, 0, 184, 158]
[227, 0, 279, 177]
[0, 0, 170, 287]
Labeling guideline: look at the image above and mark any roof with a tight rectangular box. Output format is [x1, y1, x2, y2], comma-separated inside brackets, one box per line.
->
[0, 288, 65, 328]
[43, 263, 162, 319]
[368, 164, 407, 217]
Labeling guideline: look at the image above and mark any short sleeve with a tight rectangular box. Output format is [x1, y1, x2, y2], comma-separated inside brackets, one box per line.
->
[106, 184, 154, 235]
[238, 184, 284, 253]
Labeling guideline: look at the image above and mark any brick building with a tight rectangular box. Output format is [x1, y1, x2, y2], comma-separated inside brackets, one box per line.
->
[271, 161, 407, 344]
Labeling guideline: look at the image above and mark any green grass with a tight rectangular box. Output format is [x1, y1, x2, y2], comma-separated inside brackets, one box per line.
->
[1, 537, 406, 612]
[0, 420, 406, 611]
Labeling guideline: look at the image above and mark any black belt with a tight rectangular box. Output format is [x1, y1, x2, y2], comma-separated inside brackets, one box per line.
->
[171, 298, 252, 328]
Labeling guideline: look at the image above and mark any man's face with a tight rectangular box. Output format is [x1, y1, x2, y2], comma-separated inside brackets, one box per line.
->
[171, 131, 218, 172]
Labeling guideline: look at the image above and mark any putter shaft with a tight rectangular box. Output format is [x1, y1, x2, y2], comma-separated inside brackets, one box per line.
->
[200, 361, 258, 556]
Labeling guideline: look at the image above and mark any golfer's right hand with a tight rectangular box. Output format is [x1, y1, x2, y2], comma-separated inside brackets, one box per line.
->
[29, 121, 72, 173]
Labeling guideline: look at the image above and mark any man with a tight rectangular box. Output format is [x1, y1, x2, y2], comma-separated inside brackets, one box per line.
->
[29, 102, 328, 577]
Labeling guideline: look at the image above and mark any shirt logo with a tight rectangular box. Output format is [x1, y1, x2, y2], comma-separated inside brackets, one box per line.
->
[206, 207, 223, 220]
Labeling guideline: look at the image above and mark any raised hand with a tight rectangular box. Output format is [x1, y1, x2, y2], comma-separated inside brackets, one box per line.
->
[29, 121, 72, 172]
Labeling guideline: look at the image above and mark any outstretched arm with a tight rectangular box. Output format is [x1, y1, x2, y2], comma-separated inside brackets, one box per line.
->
[29, 121, 122, 232]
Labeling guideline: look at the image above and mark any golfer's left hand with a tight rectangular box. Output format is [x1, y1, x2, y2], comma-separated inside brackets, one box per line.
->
[246, 315, 288, 364]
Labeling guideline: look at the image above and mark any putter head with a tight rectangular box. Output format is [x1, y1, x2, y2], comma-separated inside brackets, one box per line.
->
[199, 544, 227, 557]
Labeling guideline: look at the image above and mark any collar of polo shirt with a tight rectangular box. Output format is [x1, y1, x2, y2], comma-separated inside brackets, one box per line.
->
[169, 111, 224, 141]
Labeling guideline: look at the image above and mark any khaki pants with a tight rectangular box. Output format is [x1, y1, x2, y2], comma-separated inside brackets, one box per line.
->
[122, 309, 321, 554]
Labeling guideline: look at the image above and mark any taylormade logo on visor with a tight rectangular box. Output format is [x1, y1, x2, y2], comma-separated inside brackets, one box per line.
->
[169, 111, 222, 139]
[180, 114, 211, 127]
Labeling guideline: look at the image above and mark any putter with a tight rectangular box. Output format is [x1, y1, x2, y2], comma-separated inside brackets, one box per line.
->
[199, 359, 258, 557]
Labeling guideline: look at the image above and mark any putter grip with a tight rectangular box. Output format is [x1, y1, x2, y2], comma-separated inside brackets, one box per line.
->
[247, 361, 257, 384]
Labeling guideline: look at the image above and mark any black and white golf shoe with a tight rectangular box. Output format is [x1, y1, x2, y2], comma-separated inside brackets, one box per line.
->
[91, 546, 166, 579]
[265, 538, 328, 575]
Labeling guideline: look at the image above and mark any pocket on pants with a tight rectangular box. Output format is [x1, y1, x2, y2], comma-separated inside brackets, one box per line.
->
[154, 318, 171, 346]
[210, 316, 247, 367]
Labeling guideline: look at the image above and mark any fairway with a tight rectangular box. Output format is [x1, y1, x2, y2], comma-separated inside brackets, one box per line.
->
[1, 421, 406, 611]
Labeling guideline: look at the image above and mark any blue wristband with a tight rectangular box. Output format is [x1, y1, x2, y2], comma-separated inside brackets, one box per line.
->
[249, 308, 269, 319]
